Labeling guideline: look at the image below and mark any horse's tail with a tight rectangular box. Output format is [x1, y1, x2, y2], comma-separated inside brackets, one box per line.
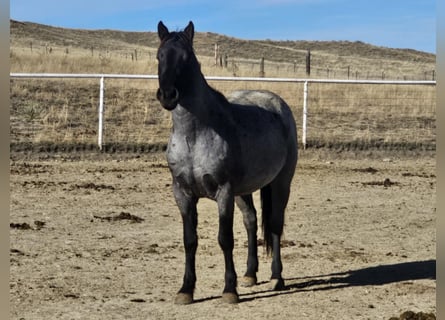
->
[261, 184, 273, 255]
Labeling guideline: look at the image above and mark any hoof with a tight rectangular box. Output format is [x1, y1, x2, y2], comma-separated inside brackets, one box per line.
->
[222, 292, 239, 304]
[175, 293, 193, 305]
[240, 276, 257, 287]
[269, 278, 285, 291]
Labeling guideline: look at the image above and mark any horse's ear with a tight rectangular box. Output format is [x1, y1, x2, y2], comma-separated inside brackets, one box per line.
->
[184, 21, 194, 44]
[158, 21, 169, 41]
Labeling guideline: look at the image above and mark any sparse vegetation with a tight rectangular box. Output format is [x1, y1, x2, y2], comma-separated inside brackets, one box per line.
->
[9, 20, 436, 153]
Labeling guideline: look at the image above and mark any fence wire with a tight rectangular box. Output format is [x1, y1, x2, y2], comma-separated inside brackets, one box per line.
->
[10, 76, 436, 152]
[304, 83, 436, 148]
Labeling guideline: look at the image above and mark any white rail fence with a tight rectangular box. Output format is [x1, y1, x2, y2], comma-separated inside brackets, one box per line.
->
[10, 73, 436, 150]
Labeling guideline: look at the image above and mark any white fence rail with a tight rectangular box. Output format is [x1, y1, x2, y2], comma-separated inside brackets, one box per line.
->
[10, 73, 436, 150]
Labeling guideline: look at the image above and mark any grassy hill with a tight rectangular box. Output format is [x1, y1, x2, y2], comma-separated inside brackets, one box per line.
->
[10, 19, 435, 80]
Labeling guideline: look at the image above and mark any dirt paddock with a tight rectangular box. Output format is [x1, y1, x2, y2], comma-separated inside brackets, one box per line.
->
[10, 150, 436, 319]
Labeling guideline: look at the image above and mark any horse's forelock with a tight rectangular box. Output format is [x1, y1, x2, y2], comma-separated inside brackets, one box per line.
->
[160, 31, 193, 51]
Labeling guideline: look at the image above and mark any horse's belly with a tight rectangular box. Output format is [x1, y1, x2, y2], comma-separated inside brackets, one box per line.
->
[233, 175, 275, 195]
[232, 141, 287, 195]
[233, 163, 284, 195]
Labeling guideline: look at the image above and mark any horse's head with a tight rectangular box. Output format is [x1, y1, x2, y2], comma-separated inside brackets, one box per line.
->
[156, 21, 195, 110]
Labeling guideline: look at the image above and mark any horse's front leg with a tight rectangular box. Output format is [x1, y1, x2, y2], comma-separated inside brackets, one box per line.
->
[173, 183, 198, 305]
[216, 183, 239, 303]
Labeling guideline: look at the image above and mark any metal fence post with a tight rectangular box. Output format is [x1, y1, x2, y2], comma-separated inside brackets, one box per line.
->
[302, 80, 308, 150]
[98, 76, 105, 150]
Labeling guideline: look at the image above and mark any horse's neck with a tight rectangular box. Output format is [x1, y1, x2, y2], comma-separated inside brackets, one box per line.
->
[174, 73, 228, 131]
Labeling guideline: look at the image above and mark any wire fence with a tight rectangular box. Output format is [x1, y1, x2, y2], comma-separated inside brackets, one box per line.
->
[10, 73, 436, 153]
[12, 43, 435, 81]
[223, 58, 436, 81]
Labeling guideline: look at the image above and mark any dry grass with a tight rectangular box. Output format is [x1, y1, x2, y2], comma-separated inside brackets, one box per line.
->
[10, 19, 435, 80]
[10, 77, 436, 152]
[9, 20, 436, 152]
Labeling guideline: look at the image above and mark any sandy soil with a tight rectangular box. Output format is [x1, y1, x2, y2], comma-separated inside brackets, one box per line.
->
[10, 151, 436, 319]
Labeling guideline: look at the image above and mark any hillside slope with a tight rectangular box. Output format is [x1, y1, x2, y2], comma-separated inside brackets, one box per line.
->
[10, 20, 435, 74]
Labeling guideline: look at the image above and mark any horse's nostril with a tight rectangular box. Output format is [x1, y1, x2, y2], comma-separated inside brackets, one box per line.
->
[172, 88, 179, 100]
[158, 87, 179, 100]
[165, 88, 179, 100]
[157, 87, 179, 110]
[156, 88, 164, 100]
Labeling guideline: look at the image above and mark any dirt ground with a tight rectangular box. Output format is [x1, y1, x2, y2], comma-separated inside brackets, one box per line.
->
[10, 150, 436, 319]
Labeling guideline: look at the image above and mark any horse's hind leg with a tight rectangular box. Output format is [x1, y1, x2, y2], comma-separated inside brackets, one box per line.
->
[262, 178, 292, 291]
[271, 182, 290, 290]
[235, 194, 258, 287]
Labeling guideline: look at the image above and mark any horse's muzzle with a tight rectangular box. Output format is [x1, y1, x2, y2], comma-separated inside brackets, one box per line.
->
[157, 87, 179, 110]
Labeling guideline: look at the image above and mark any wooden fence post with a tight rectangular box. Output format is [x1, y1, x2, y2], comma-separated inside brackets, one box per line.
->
[306, 49, 311, 76]
[214, 43, 219, 66]
[259, 57, 265, 77]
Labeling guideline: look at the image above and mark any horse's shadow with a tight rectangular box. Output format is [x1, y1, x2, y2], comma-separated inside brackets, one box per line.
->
[194, 259, 436, 303]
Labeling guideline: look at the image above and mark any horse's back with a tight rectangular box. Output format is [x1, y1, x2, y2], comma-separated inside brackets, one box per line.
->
[227, 90, 287, 112]
[227, 90, 297, 145]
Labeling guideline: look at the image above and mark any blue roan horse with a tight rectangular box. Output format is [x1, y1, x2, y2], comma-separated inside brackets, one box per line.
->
[156, 21, 298, 304]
